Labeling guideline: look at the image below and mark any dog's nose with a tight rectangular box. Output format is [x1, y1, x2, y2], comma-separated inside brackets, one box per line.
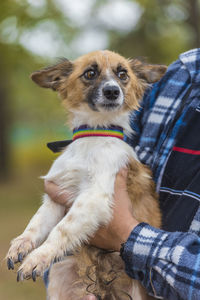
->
[103, 85, 120, 101]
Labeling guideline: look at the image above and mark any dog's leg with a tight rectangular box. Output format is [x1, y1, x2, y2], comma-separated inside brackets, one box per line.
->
[6, 194, 65, 270]
[17, 175, 115, 281]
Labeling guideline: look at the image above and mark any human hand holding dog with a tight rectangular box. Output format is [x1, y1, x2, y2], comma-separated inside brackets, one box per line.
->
[45, 168, 138, 252]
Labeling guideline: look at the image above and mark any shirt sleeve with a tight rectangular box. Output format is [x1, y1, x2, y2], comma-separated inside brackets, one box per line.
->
[121, 223, 200, 300]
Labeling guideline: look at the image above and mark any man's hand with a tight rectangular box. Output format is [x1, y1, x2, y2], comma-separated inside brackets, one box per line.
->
[44, 169, 138, 252]
[89, 168, 138, 251]
[44, 181, 70, 206]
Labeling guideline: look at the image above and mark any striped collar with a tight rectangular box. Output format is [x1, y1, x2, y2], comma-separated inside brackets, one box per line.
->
[73, 125, 124, 141]
[47, 125, 124, 153]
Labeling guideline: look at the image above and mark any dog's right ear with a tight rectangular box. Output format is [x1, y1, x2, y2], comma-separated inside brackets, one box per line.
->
[31, 59, 73, 91]
[129, 59, 167, 84]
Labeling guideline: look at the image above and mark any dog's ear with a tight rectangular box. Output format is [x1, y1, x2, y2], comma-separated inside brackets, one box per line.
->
[129, 59, 167, 83]
[31, 59, 73, 91]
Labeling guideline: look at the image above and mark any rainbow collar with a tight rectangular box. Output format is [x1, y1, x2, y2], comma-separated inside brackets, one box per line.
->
[72, 125, 124, 141]
[47, 125, 124, 153]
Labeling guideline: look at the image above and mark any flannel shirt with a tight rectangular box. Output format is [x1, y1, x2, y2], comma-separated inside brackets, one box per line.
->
[123, 49, 200, 300]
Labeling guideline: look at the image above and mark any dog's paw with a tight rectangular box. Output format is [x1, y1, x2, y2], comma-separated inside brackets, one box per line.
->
[17, 247, 54, 282]
[6, 234, 35, 270]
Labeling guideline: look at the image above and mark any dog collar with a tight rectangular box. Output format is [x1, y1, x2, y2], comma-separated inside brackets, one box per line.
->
[47, 125, 124, 153]
[72, 125, 124, 141]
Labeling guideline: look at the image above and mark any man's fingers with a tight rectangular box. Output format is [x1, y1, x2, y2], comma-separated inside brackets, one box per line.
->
[115, 167, 128, 189]
[44, 180, 69, 205]
[119, 167, 128, 179]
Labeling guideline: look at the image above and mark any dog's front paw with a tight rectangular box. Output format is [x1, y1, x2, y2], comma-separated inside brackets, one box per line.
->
[17, 247, 54, 282]
[6, 234, 35, 270]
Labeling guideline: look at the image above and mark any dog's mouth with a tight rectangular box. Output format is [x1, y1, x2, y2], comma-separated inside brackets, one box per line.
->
[100, 102, 121, 111]
[87, 100, 122, 112]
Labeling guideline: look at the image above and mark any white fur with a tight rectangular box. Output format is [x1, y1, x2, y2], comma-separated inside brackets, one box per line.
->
[70, 109, 133, 137]
[7, 109, 138, 279]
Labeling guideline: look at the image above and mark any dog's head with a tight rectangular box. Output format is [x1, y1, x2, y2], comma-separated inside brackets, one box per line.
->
[31, 50, 166, 126]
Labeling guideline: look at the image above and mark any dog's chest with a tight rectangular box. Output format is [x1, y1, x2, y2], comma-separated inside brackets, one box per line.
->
[45, 137, 138, 197]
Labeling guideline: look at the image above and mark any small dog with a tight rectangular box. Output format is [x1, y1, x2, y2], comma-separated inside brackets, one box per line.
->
[6, 50, 166, 299]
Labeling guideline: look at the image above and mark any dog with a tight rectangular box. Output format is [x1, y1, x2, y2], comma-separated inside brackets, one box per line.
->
[6, 50, 166, 299]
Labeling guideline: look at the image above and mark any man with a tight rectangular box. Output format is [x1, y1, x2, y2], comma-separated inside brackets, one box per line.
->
[45, 48, 200, 300]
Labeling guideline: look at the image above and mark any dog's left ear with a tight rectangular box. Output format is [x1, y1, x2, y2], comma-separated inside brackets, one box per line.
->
[130, 59, 167, 83]
[31, 59, 73, 91]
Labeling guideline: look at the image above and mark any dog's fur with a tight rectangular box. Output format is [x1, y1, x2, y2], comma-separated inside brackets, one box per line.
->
[6, 50, 166, 299]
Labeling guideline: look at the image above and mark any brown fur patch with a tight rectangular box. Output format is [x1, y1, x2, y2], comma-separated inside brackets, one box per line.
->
[127, 159, 161, 228]
[67, 214, 73, 222]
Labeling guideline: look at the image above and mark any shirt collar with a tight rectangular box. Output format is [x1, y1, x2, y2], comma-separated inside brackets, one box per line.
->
[179, 48, 200, 84]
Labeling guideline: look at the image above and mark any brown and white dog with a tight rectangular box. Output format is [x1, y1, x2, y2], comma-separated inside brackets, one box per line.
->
[6, 50, 166, 299]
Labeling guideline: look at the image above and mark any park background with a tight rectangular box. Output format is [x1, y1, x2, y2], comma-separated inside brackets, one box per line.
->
[0, 0, 199, 299]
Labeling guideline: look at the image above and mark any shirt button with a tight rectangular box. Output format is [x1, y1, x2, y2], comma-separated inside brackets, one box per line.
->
[138, 271, 144, 281]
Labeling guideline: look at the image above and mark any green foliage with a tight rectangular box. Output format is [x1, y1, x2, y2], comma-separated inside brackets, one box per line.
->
[111, 0, 199, 64]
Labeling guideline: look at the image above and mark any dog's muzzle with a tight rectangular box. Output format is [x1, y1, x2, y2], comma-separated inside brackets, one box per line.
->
[98, 82, 123, 111]
[87, 80, 124, 112]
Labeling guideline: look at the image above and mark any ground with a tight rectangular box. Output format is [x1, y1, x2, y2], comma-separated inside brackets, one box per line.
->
[0, 169, 47, 300]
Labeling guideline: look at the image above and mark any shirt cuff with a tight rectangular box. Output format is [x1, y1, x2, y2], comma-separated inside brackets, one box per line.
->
[121, 223, 169, 283]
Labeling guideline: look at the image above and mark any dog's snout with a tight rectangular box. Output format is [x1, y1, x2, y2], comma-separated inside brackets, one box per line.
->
[103, 85, 120, 101]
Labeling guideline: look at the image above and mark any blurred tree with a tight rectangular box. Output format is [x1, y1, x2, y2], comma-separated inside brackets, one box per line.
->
[187, 0, 200, 47]
[110, 0, 200, 64]
[0, 0, 75, 180]
[0, 49, 10, 180]
[0, 0, 199, 180]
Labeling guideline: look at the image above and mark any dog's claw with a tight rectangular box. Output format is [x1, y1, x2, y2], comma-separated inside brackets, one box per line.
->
[17, 270, 23, 282]
[18, 253, 23, 262]
[7, 258, 14, 270]
[32, 270, 37, 282]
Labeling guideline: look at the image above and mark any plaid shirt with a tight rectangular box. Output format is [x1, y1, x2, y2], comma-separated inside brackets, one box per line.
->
[123, 49, 200, 300]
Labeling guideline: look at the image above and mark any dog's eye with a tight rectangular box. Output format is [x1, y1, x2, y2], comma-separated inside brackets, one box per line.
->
[84, 70, 97, 80]
[117, 70, 128, 81]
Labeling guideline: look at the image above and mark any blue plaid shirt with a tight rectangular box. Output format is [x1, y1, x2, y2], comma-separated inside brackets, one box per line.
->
[123, 49, 200, 300]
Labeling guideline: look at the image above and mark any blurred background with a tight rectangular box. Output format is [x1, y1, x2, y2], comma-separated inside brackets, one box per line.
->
[0, 0, 200, 299]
